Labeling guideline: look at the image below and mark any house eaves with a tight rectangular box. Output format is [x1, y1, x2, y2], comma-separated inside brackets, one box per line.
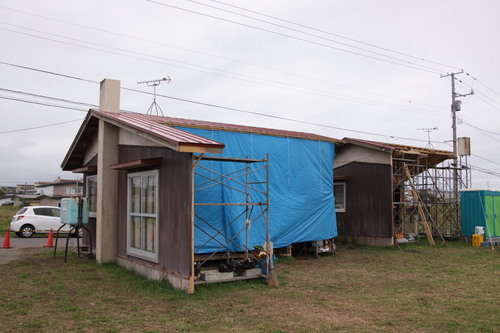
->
[61, 110, 226, 171]
[343, 137, 454, 168]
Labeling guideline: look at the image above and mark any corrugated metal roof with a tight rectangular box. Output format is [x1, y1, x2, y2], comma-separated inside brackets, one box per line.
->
[343, 137, 454, 156]
[92, 110, 225, 149]
[153, 114, 342, 143]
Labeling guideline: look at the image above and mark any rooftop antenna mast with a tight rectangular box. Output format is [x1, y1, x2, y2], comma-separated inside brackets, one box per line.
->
[418, 127, 438, 149]
[137, 76, 171, 116]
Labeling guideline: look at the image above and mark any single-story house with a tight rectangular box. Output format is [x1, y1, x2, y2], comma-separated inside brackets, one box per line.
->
[61, 79, 340, 293]
[334, 138, 454, 246]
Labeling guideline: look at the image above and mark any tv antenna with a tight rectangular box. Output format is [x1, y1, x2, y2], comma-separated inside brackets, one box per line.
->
[137, 76, 171, 116]
[418, 127, 437, 149]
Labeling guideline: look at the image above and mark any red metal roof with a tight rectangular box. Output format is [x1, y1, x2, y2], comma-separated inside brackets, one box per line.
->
[92, 110, 225, 149]
[153, 114, 341, 143]
[94, 110, 342, 143]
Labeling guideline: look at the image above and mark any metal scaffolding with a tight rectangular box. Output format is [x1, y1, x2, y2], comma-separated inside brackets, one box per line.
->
[192, 154, 271, 284]
[392, 156, 471, 240]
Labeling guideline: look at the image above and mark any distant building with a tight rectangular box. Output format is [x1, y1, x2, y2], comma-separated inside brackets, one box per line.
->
[11, 178, 82, 206]
[16, 183, 36, 194]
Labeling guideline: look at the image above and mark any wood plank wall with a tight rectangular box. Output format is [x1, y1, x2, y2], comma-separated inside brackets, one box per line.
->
[117, 145, 193, 278]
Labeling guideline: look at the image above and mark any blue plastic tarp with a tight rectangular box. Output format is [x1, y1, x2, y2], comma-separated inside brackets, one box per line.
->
[179, 127, 338, 253]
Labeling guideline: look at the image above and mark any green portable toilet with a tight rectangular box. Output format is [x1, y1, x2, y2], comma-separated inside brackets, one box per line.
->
[460, 189, 500, 237]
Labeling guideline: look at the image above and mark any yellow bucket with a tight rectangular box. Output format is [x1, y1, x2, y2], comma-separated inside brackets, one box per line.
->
[472, 234, 484, 247]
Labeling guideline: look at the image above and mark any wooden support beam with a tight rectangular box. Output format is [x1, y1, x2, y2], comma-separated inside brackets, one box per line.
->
[403, 163, 435, 246]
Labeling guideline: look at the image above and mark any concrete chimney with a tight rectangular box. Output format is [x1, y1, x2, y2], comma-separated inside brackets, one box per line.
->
[99, 79, 120, 113]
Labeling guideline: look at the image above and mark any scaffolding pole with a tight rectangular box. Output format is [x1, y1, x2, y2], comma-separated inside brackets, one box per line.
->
[191, 154, 271, 286]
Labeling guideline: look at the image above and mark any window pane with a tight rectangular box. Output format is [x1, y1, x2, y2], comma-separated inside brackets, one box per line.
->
[87, 176, 97, 214]
[144, 217, 156, 253]
[334, 183, 345, 210]
[52, 208, 60, 217]
[128, 170, 158, 261]
[143, 175, 156, 214]
[130, 177, 142, 213]
[130, 216, 142, 249]
[34, 208, 51, 216]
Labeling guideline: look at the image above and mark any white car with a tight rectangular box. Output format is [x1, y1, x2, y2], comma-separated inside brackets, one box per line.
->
[10, 206, 73, 238]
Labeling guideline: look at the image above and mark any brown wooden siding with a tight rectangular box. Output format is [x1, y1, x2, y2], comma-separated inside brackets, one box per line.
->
[117, 145, 193, 278]
[335, 162, 393, 238]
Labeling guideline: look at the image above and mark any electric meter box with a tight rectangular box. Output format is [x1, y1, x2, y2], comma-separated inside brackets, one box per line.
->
[60, 198, 89, 225]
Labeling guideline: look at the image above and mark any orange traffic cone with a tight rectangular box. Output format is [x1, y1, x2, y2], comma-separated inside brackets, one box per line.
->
[2, 228, 13, 249]
[44, 228, 54, 248]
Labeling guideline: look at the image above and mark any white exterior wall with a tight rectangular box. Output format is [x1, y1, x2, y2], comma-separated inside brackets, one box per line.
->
[36, 185, 54, 196]
[335, 144, 392, 167]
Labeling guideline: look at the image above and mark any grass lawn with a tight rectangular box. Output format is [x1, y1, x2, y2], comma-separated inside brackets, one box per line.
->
[0, 205, 20, 236]
[0, 241, 498, 332]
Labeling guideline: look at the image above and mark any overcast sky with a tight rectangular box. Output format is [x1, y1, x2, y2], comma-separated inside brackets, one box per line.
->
[1, 0, 499, 189]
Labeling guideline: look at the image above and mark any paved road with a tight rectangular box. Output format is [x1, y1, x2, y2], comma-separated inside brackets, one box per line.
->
[0, 236, 78, 265]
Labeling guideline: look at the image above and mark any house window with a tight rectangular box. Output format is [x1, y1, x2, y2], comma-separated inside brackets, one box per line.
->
[334, 182, 346, 212]
[127, 170, 158, 262]
[86, 175, 97, 218]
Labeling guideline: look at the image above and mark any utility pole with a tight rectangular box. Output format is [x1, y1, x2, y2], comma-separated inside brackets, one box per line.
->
[441, 71, 473, 228]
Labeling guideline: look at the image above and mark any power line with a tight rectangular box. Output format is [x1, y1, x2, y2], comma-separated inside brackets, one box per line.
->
[0, 87, 97, 108]
[459, 118, 500, 137]
[0, 4, 447, 111]
[465, 72, 500, 99]
[471, 153, 500, 168]
[0, 118, 84, 134]
[184, 0, 449, 74]
[0, 61, 466, 144]
[0, 96, 90, 112]
[0, 24, 446, 117]
[122, 86, 431, 143]
[470, 164, 500, 178]
[144, 0, 443, 75]
[0, 60, 97, 84]
[0, 75, 432, 144]
[207, 0, 463, 72]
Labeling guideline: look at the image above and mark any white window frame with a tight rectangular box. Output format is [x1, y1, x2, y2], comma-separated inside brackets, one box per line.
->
[127, 170, 159, 262]
[334, 182, 346, 213]
[86, 175, 98, 218]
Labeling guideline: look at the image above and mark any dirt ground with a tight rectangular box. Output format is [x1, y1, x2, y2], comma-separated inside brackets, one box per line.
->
[0, 236, 77, 265]
[0, 246, 46, 265]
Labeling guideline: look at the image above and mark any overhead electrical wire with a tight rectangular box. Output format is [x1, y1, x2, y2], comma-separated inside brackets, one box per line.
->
[0, 118, 84, 134]
[144, 0, 443, 75]
[0, 60, 433, 143]
[0, 24, 446, 116]
[0, 87, 97, 108]
[3, 67, 500, 177]
[455, 80, 500, 111]
[465, 72, 500, 99]
[0, 95, 90, 112]
[469, 164, 500, 178]
[183, 0, 448, 75]
[8, 85, 500, 177]
[459, 118, 500, 137]
[207, 0, 463, 72]
[0, 4, 441, 109]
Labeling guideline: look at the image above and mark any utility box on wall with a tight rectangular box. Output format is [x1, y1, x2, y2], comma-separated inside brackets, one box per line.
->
[60, 198, 89, 225]
[460, 189, 500, 237]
